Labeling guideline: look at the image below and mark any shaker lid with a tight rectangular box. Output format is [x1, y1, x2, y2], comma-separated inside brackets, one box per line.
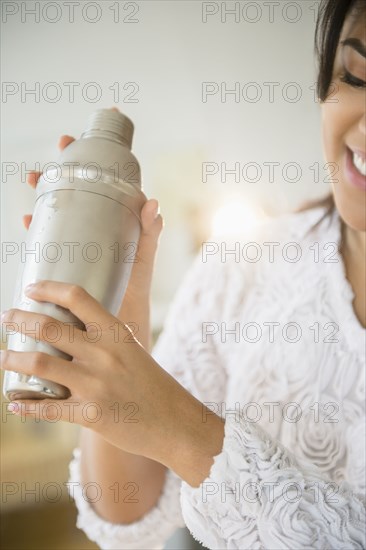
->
[81, 109, 134, 149]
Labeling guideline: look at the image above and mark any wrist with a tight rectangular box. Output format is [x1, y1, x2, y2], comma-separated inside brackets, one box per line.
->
[163, 391, 225, 487]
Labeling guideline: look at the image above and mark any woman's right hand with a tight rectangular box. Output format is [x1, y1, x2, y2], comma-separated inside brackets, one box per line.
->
[24, 133, 164, 348]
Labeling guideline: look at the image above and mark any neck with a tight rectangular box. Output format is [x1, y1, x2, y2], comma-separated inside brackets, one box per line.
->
[341, 222, 366, 327]
[343, 223, 366, 259]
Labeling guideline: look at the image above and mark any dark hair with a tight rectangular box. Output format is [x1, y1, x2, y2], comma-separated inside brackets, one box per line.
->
[296, 193, 334, 214]
[315, 0, 365, 102]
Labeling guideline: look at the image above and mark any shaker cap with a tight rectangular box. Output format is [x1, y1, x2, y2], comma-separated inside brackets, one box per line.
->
[81, 109, 134, 148]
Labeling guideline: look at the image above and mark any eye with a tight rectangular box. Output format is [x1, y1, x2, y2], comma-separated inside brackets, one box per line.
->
[339, 70, 366, 89]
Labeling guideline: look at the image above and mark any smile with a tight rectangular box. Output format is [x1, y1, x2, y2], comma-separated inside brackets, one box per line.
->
[345, 147, 366, 191]
[352, 151, 366, 176]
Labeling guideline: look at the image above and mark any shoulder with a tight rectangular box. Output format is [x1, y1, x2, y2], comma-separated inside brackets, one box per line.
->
[200, 204, 339, 286]
[164, 205, 340, 320]
[251, 204, 338, 250]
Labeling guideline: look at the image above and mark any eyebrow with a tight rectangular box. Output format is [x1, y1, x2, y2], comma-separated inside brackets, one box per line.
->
[341, 38, 366, 58]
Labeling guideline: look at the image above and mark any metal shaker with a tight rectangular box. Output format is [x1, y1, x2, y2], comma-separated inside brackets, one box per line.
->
[3, 109, 146, 401]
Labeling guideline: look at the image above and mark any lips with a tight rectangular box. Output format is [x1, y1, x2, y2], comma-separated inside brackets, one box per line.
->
[344, 147, 366, 191]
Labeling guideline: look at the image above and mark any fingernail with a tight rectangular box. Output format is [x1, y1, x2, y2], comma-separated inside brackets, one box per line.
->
[7, 402, 20, 414]
[25, 283, 37, 294]
[1, 310, 8, 321]
[153, 202, 160, 220]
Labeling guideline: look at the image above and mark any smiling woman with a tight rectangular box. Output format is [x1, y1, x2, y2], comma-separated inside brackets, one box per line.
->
[1, 0, 366, 549]
[319, 2, 366, 232]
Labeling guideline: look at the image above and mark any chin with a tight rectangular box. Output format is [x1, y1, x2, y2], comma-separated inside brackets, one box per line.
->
[332, 185, 366, 232]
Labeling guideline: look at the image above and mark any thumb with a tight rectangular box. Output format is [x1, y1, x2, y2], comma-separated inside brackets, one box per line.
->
[140, 199, 164, 240]
[134, 199, 163, 268]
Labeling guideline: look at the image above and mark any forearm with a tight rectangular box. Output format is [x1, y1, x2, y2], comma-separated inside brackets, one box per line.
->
[78, 297, 163, 524]
[79, 428, 167, 524]
[78, 396, 224, 525]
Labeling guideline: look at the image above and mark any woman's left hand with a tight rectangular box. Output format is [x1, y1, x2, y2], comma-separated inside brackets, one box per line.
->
[0, 280, 225, 486]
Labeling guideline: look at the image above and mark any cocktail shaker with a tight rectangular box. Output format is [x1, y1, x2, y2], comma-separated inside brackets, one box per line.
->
[3, 109, 146, 401]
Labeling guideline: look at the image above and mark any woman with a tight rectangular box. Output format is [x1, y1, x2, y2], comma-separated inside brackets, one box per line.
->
[1, 0, 365, 547]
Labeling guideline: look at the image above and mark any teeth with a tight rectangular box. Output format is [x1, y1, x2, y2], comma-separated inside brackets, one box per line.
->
[353, 152, 366, 176]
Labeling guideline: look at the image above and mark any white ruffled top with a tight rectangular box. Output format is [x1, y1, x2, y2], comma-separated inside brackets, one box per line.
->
[68, 206, 366, 549]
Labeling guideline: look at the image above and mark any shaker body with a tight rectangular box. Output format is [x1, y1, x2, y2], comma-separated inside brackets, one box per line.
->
[3, 110, 146, 401]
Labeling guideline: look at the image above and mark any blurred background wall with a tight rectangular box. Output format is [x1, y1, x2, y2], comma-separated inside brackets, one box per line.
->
[1, 1, 330, 548]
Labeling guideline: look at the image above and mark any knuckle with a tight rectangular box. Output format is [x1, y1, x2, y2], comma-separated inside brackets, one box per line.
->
[30, 352, 48, 376]
[68, 284, 87, 302]
[41, 319, 61, 340]
[38, 315, 52, 334]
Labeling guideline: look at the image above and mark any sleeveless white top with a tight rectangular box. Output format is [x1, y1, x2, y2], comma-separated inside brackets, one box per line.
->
[68, 206, 366, 549]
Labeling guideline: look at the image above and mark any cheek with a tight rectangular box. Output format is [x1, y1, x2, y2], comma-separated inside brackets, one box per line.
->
[321, 91, 366, 232]
[321, 98, 350, 163]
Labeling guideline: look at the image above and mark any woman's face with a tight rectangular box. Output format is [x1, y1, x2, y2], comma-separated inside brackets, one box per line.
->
[321, 8, 366, 232]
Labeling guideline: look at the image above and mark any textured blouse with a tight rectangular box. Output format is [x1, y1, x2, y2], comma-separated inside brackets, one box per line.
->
[68, 206, 366, 549]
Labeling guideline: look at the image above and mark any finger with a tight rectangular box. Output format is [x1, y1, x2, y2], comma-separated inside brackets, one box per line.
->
[140, 199, 163, 245]
[141, 199, 161, 231]
[132, 199, 163, 267]
[1, 308, 87, 358]
[23, 214, 32, 230]
[7, 396, 84, 424]
[27, 171, 42, 189]
[0, 349, 82, 391]
[24, 280, 113, 329]
[58, 135, 75, 150]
